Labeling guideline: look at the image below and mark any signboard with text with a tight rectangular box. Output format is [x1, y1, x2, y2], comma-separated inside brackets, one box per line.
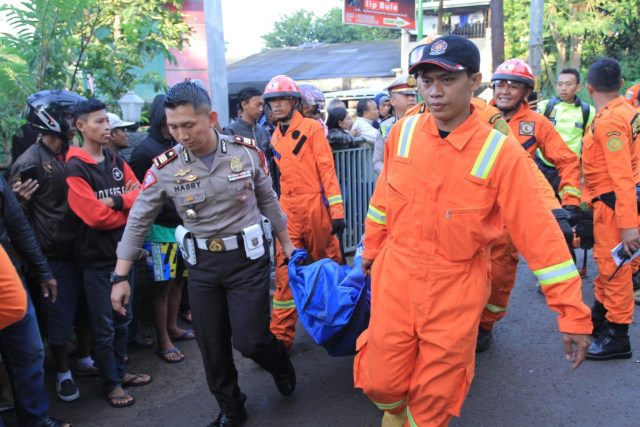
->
[343, 0, 416, 30]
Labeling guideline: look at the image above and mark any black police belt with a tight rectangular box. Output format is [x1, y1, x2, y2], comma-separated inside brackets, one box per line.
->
[195, 233, 243, 252]
[592, 186, 640, 211]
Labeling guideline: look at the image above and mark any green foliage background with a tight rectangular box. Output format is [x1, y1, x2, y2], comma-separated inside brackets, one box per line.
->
[0, 0, 189, 163]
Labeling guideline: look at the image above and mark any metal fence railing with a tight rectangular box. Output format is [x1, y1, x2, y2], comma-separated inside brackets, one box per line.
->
[333, 147, 376, 253]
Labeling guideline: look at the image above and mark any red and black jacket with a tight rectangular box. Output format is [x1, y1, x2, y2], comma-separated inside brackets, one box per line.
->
[66, 147, 139, 270]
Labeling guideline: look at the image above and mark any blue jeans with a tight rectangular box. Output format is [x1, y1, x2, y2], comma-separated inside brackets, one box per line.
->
[83, 268, 132, 393]
[43, 258, 85, 346]
[0, 295, 49, 427]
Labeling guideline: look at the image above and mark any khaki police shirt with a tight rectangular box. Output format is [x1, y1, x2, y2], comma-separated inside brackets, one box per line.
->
[116, 132, 286, 261]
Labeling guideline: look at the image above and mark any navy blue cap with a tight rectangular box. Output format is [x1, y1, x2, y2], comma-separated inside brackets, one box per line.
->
[409, 35, 480, 75]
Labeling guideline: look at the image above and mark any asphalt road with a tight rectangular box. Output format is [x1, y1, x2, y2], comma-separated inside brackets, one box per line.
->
[3, 249, 640, 426]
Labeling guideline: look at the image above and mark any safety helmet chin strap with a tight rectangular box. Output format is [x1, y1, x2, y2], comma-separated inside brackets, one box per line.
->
[272, 97, 300, 124]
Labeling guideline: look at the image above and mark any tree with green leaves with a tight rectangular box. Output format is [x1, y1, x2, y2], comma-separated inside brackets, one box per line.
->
[0, 0, 189, 163]
[262, 7, 400, 49]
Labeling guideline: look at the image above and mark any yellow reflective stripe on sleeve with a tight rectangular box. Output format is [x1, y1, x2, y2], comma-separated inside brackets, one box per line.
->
[397, 115, 420, 158]
[485, 303, 507, 313]
[407, 406, 418, 426]
[374, 398, 406, 410]
[533, 259, 579, 286]
[327, 195, 343, 206]
[272, 299, 296, 310]
[367, 204, 387, 225]
[470, 129, 507, 179]
[559, 186, 581, 199]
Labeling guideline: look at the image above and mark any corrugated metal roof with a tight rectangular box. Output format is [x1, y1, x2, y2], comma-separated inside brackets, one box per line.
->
[226, 39, 401, 94]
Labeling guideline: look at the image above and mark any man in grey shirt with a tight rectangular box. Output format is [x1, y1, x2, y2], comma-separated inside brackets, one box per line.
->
[224, 87, 271, 154]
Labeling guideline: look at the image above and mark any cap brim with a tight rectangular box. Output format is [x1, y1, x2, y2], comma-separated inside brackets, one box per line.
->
[390, 89, 418, 95]
[409, 59, 468, 74]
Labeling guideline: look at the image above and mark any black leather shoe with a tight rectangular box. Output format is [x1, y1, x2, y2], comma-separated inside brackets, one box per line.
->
[272, 343, 296, 396]
[38, 416, 72, 427]
[207, 407, 247, 427]
[476, 327, 492, 353]
[587, 323, 632, 360]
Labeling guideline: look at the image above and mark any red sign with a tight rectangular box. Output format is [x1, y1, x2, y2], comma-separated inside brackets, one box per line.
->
[343, 0, 415, 30]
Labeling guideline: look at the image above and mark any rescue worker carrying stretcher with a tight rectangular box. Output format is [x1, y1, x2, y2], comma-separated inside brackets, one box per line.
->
[354, 35, 592, 427]
[262, 75, 346, 349]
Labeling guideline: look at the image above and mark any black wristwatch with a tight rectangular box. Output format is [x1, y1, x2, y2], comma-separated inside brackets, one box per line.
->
[109, 272, 129, 285]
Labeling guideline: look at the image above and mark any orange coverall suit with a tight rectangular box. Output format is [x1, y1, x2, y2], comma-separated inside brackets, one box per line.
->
[582, 96, 640, 325]
[408, 100, 562, 330]
[270, 110, 344, 347]
[354, 107, 592, 425]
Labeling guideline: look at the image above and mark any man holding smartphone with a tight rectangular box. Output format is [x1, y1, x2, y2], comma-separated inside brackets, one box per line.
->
[10, 90, 97, 403]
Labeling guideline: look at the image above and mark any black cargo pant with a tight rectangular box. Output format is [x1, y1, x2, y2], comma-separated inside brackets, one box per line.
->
[186, 244, 286, 415]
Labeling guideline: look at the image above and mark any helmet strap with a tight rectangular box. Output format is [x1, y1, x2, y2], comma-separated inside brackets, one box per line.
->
[273, 98, 299, 124]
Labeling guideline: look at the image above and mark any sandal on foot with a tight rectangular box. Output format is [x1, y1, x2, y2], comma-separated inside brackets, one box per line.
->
[106, 391, 135, 408]
[178, 310, 192, 324]
[170, 329, 195, 341]
[156, 347, 185, 363]
[121, 373, 153, 388]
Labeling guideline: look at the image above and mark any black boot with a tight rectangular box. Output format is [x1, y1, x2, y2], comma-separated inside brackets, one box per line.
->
[587, 322, 632, 360]
[476, 327, 492, 353]
[207, 407, 247, 427]
[271, 340, 296, 396]
[590, 299, 608, 337]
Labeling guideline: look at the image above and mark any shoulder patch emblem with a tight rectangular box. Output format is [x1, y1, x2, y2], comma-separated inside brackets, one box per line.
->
[631, 113, 640, 140]
[141, 170, 157, 191]
[233, 135, 257, 149]
[153, 148, 178, 169]
[495, 119, 510, 136]
[606, 131, 621, 137]
[607, 137, 622, 152]
[258, 150, 269, 176]
[519, 121, 535, 136]
[489, 113, 501, 124]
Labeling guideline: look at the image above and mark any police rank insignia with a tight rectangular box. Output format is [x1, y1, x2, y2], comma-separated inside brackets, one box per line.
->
[174, 169, 191, 177]
[233, 135, 257, 149]
[153, 148, 177, 168]
[519, 121, 535, 136]
[184, 174, 199, 182]
[230, 157, 243, 173]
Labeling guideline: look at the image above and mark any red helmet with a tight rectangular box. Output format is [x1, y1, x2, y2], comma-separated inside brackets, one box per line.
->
[492, 59, 535, 88]
[263, 75, 301, 100]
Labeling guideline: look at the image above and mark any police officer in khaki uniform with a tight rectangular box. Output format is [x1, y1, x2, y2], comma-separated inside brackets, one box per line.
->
[110, 82, 296, 427]
[379, 74, 418, 140]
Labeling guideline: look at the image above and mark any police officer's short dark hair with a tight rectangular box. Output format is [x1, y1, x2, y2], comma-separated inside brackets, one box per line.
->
[164, 81, 212, 112]
[587, 58, 621, 92]
[75, 99, 106, 124]
[237, 87, 262, 111]
[356, 99, 374, 117]
[559, 68, 581, 84]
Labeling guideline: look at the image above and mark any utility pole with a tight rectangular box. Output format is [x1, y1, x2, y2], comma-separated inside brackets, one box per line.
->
[490, 0, 504, 71]
[417, 0, 423, 39]
[203, 0, 229, 126]
[437, 0, 444, 34]
[529, 0, 544, 92]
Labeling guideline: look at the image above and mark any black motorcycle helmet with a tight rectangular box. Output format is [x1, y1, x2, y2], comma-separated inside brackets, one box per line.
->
[26, 90, 86, 141]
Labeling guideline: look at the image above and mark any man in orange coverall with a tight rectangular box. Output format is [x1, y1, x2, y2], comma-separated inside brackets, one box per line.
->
[354, 35, 592, 427]
[405, 54, 571, 352]
[262, 75, 346, 349]
[581, 58, 640, 360]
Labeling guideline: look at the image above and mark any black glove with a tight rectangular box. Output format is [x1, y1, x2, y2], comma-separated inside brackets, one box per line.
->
[331, 219, 346, 236]
[552, 209, 574, 248]
[562, 205, 582, 226]
[575, 210, 594, 250]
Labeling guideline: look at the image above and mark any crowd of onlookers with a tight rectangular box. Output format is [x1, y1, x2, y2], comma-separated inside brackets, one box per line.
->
[0, 79, 400, 425]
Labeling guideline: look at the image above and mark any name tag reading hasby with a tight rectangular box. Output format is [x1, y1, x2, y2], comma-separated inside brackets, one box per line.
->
[228, 171, 252, 182]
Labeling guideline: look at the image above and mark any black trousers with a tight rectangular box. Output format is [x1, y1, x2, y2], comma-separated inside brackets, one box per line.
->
[187, 245, 285, 414]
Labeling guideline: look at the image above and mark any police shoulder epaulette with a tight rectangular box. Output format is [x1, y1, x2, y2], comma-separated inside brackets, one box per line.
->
[152, 148, 178, 169]
[233, 135, 257, 149]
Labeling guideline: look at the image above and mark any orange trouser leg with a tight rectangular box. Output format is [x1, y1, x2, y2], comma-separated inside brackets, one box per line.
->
[354, 244, 490, 425]
[592, 203, 637, 324]
[479, 229, 519, 331]
[270, 195, 341, 348]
